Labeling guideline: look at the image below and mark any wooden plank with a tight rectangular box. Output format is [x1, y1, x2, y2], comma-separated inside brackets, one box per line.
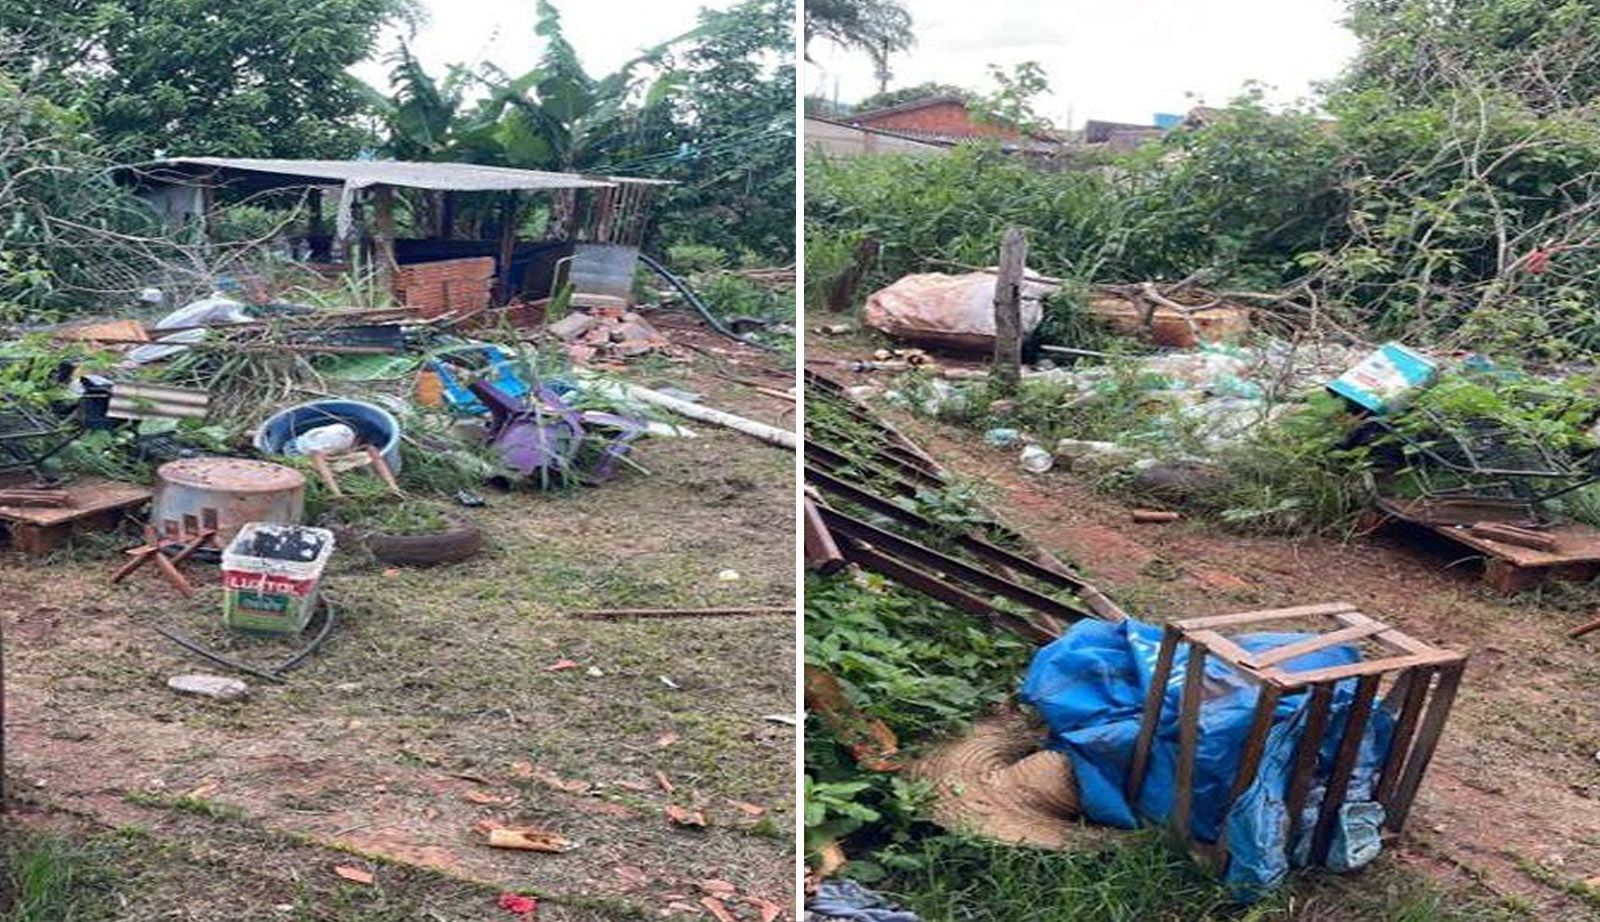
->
[1172, 641, 1208, 843]
[1386, 661, 1465, 831]
[803, 495, 845, 573]
[1310, 674, 1380, 866]
[1284, 682, 1334, 849]
[1126, 625, 1179, 805]
[0, 477, 150, 527]
[1174, 602, 1356, 631]
[1265, 651, 1458, 687]
[1374, 667, 1432, 809]
[1186, 630, 1259, 672]
[1251, 621, 1391, 670]
[1438, 521, 1600, 568]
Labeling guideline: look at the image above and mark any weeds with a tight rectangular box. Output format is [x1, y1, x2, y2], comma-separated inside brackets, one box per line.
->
[0, 828, 122, 922]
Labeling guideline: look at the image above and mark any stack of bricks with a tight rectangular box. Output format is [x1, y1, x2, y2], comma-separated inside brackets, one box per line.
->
[391, 257, 495, 318]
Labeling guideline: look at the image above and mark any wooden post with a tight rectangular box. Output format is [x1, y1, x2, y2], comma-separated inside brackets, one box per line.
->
[496, 192, 521, 305]
[372, 185, 398, 296]
[992, 225, 1026, 394]
[827, 237, 881, 313]
[440, 192, 455, 241]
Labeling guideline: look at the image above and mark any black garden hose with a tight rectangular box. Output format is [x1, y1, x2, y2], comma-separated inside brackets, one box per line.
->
[636, 252, 776, 352]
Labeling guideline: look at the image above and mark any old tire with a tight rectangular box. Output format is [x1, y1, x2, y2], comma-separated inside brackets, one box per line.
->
[363, 519, 484, 566]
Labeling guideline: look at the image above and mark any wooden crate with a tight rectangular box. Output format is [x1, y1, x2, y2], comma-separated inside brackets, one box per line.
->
[1126, 602, 1466, 869]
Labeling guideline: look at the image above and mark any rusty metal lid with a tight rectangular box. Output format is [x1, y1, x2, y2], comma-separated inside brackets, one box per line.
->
[157, 458, 305, 493]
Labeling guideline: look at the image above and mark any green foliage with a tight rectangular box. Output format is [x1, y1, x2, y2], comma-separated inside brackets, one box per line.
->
[697, 273, 794, 326]
[1, 828, 124, 922]
[643, 0, 795, 264]
[0, 69, 176, 319]
[1188, 395, 1374, 536]
[977, 62, 1055, 136]
[364, 0, 794, 264]
[0, 0, 416, 159]
[804, 571, 1030, 867]
[1342, 0, 1600, 114]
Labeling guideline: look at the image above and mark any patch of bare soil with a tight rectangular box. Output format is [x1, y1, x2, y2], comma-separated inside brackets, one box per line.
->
[0, 331, 797, 921]
[885, 404, 1600, 918]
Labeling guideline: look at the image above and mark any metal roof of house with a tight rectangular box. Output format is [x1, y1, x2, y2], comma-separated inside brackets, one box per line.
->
[126, 157, 618, 193]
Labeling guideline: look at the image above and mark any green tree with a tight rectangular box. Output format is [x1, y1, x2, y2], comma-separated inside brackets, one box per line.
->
[644, 0, 795, 261]
[803, 0, 913, 92]
[1342, 0, 1600, 112]
[0, 0, 417, 158]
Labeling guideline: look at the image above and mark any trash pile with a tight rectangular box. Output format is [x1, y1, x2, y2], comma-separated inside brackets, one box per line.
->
[547, 306, 678, 364]
[0, 272, 789, 689]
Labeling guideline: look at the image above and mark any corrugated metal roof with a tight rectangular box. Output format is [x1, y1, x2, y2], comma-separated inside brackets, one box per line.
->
[130, 158, 616, 192]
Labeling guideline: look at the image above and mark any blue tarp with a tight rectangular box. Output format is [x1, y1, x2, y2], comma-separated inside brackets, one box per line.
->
[1020, 618, 1393, 895]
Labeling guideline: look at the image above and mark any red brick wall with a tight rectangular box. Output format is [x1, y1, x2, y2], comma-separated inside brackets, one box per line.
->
[855, 101, 1021, 139]
[392, 257, 495, 318]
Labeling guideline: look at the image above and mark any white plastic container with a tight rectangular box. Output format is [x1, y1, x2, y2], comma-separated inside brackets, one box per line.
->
[221, 523, 336, 633]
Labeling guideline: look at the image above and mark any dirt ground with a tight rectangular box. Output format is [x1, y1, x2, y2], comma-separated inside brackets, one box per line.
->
[0, 320, 797, 921]
[809, 327, 1600, 920]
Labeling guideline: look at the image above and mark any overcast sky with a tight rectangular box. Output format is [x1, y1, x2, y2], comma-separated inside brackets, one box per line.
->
[350, 0, 743, 92]
[806, 0, 1360, 127]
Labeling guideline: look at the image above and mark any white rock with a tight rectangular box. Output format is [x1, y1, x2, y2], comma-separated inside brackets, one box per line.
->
[167, 674, 250, 702]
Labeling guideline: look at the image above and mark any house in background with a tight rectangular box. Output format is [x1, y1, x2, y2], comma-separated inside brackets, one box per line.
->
[847, 95, 1029, 144]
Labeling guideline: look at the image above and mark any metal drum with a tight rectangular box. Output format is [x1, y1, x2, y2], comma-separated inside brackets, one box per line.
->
[152, 458, 305, 545]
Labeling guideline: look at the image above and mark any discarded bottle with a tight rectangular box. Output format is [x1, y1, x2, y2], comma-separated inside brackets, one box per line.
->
[1019, 444, 1054, 474]
[984, 427, 1023, 447]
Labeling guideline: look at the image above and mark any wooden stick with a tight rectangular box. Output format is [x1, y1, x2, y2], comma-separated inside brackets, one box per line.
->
[1172, 641, 1208, 843]
[363, 446, 403, 496]
[1569, 615, 1600, 639]
[1131, 509, 1180, 523]
[1126, 625, 1179, 804]
[308, 451, 343, 497]
[1311, 673, 1380, 866]
[569, 606, 796, 620]
[111, 546, 159, 584]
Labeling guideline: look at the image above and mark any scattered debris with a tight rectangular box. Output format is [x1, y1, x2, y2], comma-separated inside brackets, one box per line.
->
[166, 673, 250, 702]
[485, 828, 573, 853]
[547, 307, 676, 363]
[496, 893, 539, 917]
[332, 865, 374, 885]
[568, 605, 797, 619]
[665, 804, 706, 827]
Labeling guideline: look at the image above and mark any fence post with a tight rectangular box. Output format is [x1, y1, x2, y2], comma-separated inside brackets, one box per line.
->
[992, 225, 1026, 394]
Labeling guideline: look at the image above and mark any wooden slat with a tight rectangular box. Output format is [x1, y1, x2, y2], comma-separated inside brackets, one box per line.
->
[1172, 641, 1208, 843]
[1250, 621, 1390, 669]
[1174, 602, 1356, 631]
[1186, 630, 1259, 671]
[1126, 626, 1179, 805]
[1284, 683, 1334, 848]
[1386, 661, 1465, 831]
[1310, 674, 1380, 866]
[1265, 651, 1458, 687]
[1374, 667, 1432, 808]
